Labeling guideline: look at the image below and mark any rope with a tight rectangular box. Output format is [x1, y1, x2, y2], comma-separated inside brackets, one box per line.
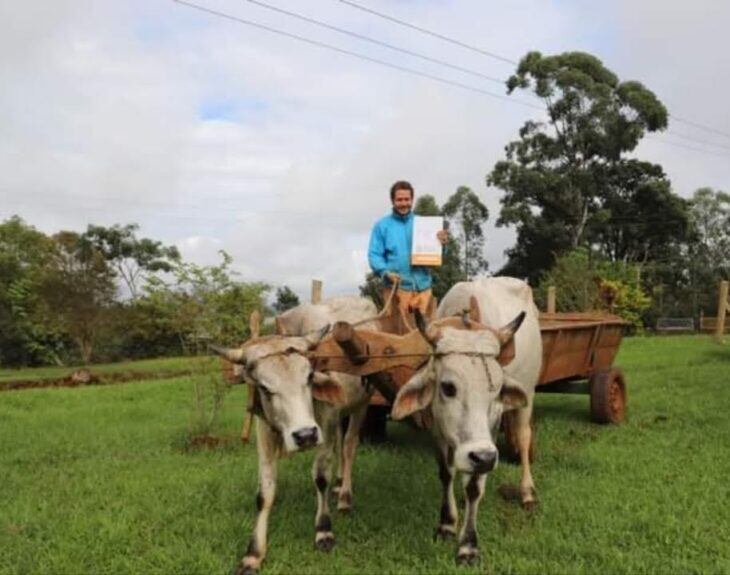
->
[349, 280, 399, 328]
[308, 350, 496, 361]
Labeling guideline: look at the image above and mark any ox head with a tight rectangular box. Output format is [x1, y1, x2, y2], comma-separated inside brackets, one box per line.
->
[392, 300, 527, 475]
[212, 327, 346, 453]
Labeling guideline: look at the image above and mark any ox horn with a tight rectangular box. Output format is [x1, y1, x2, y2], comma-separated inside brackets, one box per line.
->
[468, 296, 481, 323]
[304, 324, 331, 349]
[460, 295, 482, 327]
[496, 311, 526, 345]
[414, 309, 441, 346]
[209, 344, 246, 364]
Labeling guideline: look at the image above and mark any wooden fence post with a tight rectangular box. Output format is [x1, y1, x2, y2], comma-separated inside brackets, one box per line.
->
[249, 309, 261, 338]
[241, 309, 262, 444]
[715, 280, 729, 343]
[311, 279, 323, 304]
[547, 286, 556, 314]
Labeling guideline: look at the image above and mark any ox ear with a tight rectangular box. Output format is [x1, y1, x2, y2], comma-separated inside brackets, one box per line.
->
[496, 311, 526, 345]
[499, 377, 528, 410]
[310, 372, 347, 406]
[210, 344, 246, 364]
[391, 366, 435, 420]
[305, 325, 330, 350]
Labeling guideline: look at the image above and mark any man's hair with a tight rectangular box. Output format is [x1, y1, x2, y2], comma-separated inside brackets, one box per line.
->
[390, 180, 414, 201]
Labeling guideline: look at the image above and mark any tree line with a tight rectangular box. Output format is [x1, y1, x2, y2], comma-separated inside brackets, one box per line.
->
[0, 220, 280, 367]
[488, 51, 729, 327]
[2, 50, 729, 367]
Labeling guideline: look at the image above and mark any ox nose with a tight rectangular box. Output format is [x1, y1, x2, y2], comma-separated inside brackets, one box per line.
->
[292, 426, 319, 449]
[468, 449, 497, 473]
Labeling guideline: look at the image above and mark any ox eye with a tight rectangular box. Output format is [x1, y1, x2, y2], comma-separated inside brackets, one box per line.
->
[440, 381, 457, 398]
[258, 384, 274, 398]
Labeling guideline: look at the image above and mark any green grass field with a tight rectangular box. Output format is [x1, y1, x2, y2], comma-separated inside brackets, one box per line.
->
[1, 337, 729, 574]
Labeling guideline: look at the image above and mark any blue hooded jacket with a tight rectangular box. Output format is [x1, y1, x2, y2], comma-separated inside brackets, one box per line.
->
[368, 211, 432, 292]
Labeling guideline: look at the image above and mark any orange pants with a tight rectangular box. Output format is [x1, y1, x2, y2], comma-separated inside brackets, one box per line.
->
[382, 287, 433, 315]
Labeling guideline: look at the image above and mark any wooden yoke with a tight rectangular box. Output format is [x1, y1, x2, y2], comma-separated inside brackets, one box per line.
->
[332, 321, 368, 365]
[466, 295, 516, 366]
[312, 315, 516, 378]
[428, 315, 516, 367]
[311, 326, 432, 376]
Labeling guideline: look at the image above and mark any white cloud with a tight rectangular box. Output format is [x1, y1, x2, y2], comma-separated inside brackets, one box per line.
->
[2, 0, 729, 301]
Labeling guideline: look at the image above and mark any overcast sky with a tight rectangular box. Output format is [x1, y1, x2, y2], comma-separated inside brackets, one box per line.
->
[2, 0, 729, 301]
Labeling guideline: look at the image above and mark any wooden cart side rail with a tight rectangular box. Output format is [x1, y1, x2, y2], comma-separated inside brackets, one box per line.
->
[311, 323, 517, 378]
[537, 320, 625, 386]
[540, 312, 625, 322]
[540, 315, 626, 332]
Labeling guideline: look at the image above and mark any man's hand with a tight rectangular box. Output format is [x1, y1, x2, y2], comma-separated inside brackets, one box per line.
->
[385, 272, 401, 284]
[436, 229, 449, 245]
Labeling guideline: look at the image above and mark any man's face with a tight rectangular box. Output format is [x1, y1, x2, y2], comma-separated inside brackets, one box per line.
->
[392, 189, 413, 216]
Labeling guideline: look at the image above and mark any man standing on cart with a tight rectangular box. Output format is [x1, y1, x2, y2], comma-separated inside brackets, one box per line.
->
[368, 180, 448, 321]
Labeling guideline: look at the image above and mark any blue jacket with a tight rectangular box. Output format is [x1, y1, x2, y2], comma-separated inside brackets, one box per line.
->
[368, 211, 432, 292]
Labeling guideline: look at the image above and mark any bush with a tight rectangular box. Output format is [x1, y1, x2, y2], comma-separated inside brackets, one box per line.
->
[537, 248, 651, 331]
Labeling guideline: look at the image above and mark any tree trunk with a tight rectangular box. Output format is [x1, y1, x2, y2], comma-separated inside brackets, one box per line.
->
[75, 336, 93, 364]
[572, 201, 589, 249]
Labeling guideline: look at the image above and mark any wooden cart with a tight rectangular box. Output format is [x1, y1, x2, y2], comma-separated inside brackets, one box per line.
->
[537, 312, 628, 424]
[313, 310, 629, 427]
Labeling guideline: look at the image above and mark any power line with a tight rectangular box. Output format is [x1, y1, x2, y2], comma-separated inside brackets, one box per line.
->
[238, 0, 730, 152]
[240, 0, 507, 86]
[174, 1, 730, 160]
[336, 0, 517, 66]
[663, 130, 730, 153]
[644, 135, 730, 158]
[173, 0, 543, 110]
[670, 115, 730, 142]
[172, 2, 730, 160]
[337, 0, 730, 143]
[245, 0, 730, 155]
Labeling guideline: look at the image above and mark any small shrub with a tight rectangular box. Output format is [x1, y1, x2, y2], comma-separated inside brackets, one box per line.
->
[187, 357, 232, 441]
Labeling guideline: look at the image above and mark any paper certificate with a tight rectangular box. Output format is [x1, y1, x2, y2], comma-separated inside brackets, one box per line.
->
[411, 216, 443, 266]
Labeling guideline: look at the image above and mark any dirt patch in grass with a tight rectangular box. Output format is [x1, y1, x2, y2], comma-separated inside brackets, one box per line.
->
[498, 483, 521, 502]
[183, 434, 239, 452]
[0, 368, 197, 392]
[3, 524, 26, 535]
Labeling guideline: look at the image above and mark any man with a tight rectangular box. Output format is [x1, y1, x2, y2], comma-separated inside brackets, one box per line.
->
[368, 180, 448, 319]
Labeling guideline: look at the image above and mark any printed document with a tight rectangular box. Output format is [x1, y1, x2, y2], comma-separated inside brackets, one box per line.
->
[411, 216, 443, 266]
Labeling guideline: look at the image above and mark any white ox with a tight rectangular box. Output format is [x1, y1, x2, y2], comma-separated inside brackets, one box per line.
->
[214, 296, 378, 575]
[391, 277, 542, 565]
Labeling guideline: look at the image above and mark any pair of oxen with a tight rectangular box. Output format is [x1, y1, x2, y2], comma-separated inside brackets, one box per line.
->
[213, 277, 542, 574]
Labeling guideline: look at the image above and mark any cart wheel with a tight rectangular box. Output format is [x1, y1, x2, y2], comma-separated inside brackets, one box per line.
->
[590, 368, 627, 424]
